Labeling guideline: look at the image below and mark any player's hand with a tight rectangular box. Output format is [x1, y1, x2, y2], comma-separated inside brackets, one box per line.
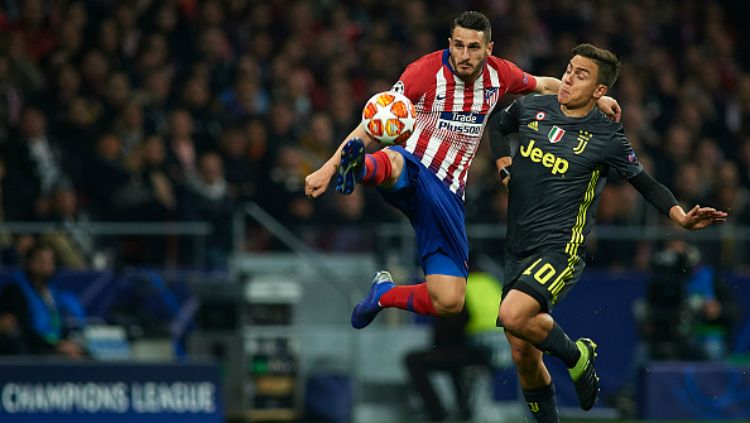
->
[597, 96, 621, 122]
[495, 158, 512, 192]
[703, 299, 722, 320]
[680, 205, 728, 230]
[0, 313, 18, 334]
[56, 339, 85, 359]
[305, 164, 336, 199]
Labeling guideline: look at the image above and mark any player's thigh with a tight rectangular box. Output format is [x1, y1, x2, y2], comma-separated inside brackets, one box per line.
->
[498, 288, 543, 327]
[380, 150, 469, 280]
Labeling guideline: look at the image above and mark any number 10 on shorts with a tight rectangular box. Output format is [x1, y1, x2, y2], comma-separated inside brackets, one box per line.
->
[522, 258, 556, 285]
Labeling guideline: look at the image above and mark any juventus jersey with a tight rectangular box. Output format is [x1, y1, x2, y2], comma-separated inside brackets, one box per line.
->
[495, 94, 644, 259]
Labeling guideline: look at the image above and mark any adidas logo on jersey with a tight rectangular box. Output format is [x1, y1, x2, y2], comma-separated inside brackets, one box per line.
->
[519, 140, 569, 175]
[527, 121, 538, 131]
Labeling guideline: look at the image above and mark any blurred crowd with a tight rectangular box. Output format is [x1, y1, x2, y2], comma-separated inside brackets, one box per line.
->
[0, 0, 748, 270]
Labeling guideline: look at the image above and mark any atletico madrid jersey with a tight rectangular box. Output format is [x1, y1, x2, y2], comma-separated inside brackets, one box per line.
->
[391, 49, 536, 199]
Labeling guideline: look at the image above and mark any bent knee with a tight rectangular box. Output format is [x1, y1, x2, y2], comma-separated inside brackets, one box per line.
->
[498, 304, 527, 334]
[434, 293, 465, 315]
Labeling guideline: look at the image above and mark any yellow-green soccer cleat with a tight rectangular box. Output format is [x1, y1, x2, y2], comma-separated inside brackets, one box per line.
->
[568, 337, 600, 411]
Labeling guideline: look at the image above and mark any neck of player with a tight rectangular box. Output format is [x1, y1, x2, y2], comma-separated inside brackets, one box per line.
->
[559, 99, 597, 118]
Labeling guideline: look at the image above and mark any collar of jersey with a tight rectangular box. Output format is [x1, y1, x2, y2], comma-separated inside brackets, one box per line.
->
[555, 102, 602, 123]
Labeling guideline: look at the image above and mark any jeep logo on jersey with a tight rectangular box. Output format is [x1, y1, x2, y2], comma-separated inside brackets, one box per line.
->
[519, 139, 569, 175]
[437, 111, 485, 136]
[548, 126, 565, 143]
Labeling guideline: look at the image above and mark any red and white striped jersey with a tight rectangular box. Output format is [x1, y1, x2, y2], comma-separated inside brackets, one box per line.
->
[391, 49, 536, 199]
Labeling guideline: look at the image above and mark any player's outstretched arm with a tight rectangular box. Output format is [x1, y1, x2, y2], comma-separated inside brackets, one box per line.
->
[533, 76, 562, 95]
[304, 124, 376, 199]
[668, 204, 728, 231]
[628, 170, 728, 230]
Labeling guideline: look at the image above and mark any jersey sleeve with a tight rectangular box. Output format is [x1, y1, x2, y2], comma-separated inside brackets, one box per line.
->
[496, 97, 524, 134]
[489, 97, 524, 158]
[391, 61, 428, 104]
[496, 58, 537, 94]
[602, 126, 644, 179]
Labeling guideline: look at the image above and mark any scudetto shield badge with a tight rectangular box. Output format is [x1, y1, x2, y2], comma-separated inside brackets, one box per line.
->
[548, 126, 565, 143]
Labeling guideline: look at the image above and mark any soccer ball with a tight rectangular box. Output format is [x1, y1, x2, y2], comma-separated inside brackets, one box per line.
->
[361, 91, 417, 146]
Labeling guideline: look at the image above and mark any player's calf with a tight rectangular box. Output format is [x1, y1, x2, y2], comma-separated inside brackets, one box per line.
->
[360, 150, 393, 186]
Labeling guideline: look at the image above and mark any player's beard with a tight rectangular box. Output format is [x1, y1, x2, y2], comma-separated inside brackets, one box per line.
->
[453, 58, 483, 82]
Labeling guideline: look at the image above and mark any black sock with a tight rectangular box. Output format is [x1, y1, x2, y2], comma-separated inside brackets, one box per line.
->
[523, 383, 559, 423]
[536, 322, 580, 368]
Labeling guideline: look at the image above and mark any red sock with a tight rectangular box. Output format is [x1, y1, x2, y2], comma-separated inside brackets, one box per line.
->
[361, 151, 392, 186]
[379, 282, 437, 316]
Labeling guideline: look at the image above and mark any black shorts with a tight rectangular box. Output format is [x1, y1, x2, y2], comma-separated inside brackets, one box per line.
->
[502, 251, 585, 313]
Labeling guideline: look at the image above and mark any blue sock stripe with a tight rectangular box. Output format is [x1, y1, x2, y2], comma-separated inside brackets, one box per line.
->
[363, 155, 376, 181]
[391, 162, 410, 191]
[406, 292, 415, 312]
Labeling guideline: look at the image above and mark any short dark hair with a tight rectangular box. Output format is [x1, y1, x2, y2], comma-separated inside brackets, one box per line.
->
[452, 11, 492, 43]
[572, 44, 621, 88]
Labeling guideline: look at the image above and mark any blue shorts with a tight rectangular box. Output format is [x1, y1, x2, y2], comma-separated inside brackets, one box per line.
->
[379, 146, 469, 278]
